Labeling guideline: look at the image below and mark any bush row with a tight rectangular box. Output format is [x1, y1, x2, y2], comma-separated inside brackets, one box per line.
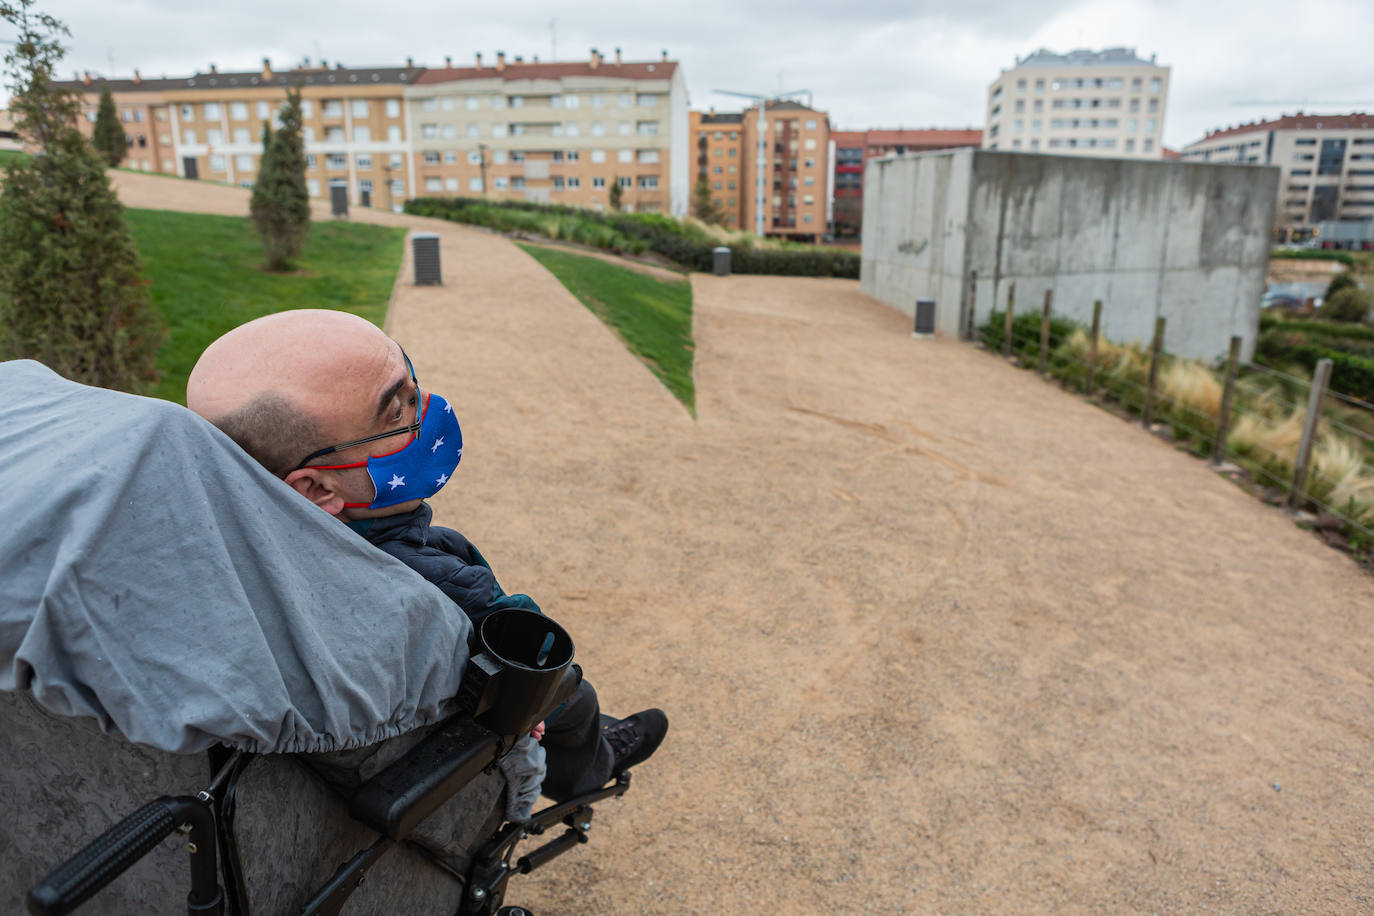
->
[404, 196, 860, 278]
[1270, 248, 1356, 266]
[1256, 332, 1374, 403]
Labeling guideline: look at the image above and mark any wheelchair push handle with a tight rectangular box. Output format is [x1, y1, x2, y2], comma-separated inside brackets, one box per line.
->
[28, 795, 222, 916]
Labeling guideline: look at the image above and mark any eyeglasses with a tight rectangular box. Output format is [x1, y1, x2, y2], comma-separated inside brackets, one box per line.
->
[293, 351, 421, 471]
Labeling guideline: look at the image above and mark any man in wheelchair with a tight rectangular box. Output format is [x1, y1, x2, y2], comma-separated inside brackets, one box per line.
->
[187, 309, 667, 807]
[0, 311, 666, 916]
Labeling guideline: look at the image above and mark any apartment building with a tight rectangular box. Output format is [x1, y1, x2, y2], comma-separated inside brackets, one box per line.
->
[832, 128, 982, 237]
[405, 50, 688, 215]
[690, 110, 745, 228]
[737, 100, 830, 242]
[1180, 113, 1374, 231]
[984, 47, 1170, 158]
[58, 61, 421, 207]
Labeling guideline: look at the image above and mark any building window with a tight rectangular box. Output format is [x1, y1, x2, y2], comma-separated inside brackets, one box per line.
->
[307, 179, 320, 196]
[208, 154, 225, 171]
[386, 99, 400, 118]
[591, 149, 606, 163]
[618, 92, 633, 107]
[389, 153, 404, 169]
[618, 176, 632, 188]
[206, 128, 222, 145]
[469, 177, 483, 191]
[1145, 118, 1156, 133]
[324, 126, 345, 142]
[300, 100, 313, 118]
[1149, 77, 1162, 92]
[508, 96, 524, 108]
[510, 151, 525, 162]
[591, 121, 605, 137]
[636, 94, 659, 107]
[619, 121, 633, 136]
[552, 176, 565, 190]
[183, 129, 197, 145]
[235, 154, 253, 171]
[442, 124, 457, 138]
[1014, 119, 1024, 132]
[492, 124, 507, 138]
[320, 100, 342, 118]
[638, 149, 659, 163]
[592, 176, 605, 188]
[357, 153, 373, 169]
[424, 177, 442, 191]
[466, 124, 480, 138]
[590, 93, 605, 108]
[326, 153, 348, 169]
[804, 138, 816, 150]
[1127, 118, 1138, 133]
[510, 176, 525, 189]
[353, 126, 371, 143]
[492, 150, 507, 164]
[567, 176, 580, 189]
[1016, 79, 1027, 92]
[567, 150, 579, 162]
[420, 97, 438, 112]
[349, 99, 368, 117]
[1031, 119, 1041, 133]
[423, 151, 441, 165]
[565, 94, 580, 108]
[565, 122, 580, 137]
[491, 95, 506, 110]
[1124, 138, 1135, 152]
[1143, 139, 1154, 152]
[421, 123, 438, 139]
[494, 176, 508, 190]
[227, 102, 248, 121]
[443, 177, 458, 191]
[618, 149, 633, 163]
[1148, 98, 1159, 113]
[388, 126, 403, 142]
[803, 214, 814, 223]
[200, 102, 218, 120]
[712, 181, 722, 190]
[233, 128, 250, 144]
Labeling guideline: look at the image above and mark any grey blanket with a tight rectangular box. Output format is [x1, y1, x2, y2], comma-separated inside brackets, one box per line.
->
[0, 360, 473, 754]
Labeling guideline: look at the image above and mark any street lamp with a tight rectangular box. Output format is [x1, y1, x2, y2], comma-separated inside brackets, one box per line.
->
[713, 88, 811, 237]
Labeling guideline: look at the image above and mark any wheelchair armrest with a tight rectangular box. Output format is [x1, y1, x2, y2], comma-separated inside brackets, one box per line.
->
[349, 664, 584, 842]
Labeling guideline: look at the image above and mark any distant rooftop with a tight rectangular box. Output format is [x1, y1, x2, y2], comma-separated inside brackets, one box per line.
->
[54, 62, 422, 93]
[1189, 112, 1374, 145]
[1012, 47, 1161, 68]
[698, 112, 744, 125]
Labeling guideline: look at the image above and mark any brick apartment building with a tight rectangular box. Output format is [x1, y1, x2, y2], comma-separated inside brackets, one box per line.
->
[52, 49, 688, 214]
[688, 100, 830, 241]
[690, 109, 745, 228]
[1180, 113, 1374, 232]
[831, 128, 982, 237]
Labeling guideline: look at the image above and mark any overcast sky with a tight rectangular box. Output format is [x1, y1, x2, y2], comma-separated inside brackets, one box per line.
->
[11, 0, 1374, 149]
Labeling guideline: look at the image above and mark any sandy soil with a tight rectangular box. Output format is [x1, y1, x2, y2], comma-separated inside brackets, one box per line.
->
[115, 172, 1374, 913]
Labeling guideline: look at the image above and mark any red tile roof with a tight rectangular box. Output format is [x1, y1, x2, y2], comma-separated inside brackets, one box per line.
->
[416, 60, 676, 85]
[1193, 113, 1374, 145]
[832, 128, 982, 149]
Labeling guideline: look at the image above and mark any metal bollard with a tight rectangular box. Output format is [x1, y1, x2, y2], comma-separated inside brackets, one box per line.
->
[712, 246, 731, 277]
[412, 233, 442, 286]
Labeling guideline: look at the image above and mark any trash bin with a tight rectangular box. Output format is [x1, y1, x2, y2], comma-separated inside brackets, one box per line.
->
[913, 298, 936, 337]
[330, 185, 349, 218]
[712, 246, 731, 277]
[412, 233, 441, 286]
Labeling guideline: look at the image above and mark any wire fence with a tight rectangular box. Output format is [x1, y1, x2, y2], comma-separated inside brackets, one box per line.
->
[973, 299, 1374, 556]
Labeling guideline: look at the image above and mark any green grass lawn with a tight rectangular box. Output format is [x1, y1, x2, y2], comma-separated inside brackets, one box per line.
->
[518, 243, 695, 413]
[0, 149, 32, 166]
[126, 208, 407, 404]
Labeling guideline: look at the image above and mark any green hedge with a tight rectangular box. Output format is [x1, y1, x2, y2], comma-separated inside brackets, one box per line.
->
[1256, 331, 1374, 402]
[979, 309, 1083, 360]
[1270, 248, 1356, 266]
[404, 196, 860, 278]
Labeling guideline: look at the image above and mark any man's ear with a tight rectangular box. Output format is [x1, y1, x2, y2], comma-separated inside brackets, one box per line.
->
[283, 467, 348, 516]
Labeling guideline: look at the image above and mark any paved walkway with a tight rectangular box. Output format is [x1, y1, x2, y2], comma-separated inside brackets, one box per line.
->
[115, 172, 1374, 913]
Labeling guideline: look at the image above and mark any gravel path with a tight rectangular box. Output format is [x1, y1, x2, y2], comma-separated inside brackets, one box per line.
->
[116, 172, 1374, 913]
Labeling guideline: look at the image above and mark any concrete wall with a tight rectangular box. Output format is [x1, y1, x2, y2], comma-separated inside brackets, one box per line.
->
[861, 148, 1279, 361]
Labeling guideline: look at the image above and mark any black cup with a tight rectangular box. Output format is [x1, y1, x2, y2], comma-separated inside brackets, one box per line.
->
[475, 609, 575, 736]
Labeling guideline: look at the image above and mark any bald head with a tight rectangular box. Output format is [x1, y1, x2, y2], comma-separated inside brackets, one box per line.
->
[189, 309, 402, 477]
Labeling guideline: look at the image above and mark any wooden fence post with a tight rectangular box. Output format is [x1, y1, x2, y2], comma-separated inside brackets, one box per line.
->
[1143, 316, 1166, 427]
[1038, 289, 1052, 376]
[965, 270, 977, 341]
[1085, 299, 1102, 397]
[1002, 282, 1015, 359]
[1211, 336, 1242, 466]
[1287, 358, 1333, 511]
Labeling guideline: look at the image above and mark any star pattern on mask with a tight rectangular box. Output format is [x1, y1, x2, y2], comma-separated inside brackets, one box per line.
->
[444, 402, 453, 413]
[431, 436, 444, 453]
[436, 473, 449, 487]
[388, 474, 406, 490]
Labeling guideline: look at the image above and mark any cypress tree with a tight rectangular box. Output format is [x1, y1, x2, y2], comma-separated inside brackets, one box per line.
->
[609, 176, 624, 212]
[692, 173, 721, 225]
[250, 86, 310, 271]
[91, 82, 125, 166]
[0, 0, 162, 393]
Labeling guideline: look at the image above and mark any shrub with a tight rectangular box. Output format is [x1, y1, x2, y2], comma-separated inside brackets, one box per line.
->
[978, 309, 1083, 362]
[1325, 271, 1358, 300]
[91, 82, 125, 167]
[1256, 333, 1374, 403]
[250, 87, 310, 270]
[1322, 287, 1374, 323]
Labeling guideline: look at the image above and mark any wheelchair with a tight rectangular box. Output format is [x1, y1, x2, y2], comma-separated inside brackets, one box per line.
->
[5, 609, 632, 916]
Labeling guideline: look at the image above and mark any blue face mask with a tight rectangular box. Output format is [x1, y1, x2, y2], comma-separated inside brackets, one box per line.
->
[311, 391, 464, 510]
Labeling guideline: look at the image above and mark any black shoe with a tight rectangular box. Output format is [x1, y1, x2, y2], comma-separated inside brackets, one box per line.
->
[602, 708, 668, 775]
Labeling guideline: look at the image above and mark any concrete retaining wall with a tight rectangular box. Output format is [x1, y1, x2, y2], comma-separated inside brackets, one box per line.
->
[860, 149, 1279, 361]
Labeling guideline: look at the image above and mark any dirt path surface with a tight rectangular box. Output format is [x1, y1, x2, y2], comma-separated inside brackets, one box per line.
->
[117, 172, 1374, 913]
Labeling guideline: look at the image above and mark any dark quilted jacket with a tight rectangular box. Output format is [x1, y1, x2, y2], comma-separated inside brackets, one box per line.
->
[354, 502, 541, 635]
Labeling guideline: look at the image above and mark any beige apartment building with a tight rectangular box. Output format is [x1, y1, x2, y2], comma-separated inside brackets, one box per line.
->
[737, 101, 831, 241]
[984, 48, 1170, 158]
[405, 50, 688, 215]
[1180, 113, 1374, 231]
